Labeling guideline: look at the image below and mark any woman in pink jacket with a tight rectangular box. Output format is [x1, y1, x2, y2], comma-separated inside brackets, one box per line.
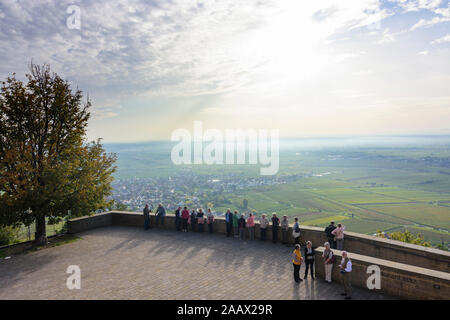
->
[331, 223, 346, 250]
[181, 207, 190, 232]
[246, 213, 256, 240]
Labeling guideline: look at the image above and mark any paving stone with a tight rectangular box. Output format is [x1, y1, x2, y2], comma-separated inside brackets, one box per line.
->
[0, 226, 395, 300]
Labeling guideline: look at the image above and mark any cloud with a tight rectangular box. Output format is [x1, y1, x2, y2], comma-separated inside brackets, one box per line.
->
[0, 0, 394, 102]
[430, 33, 450, 44]
[410, 16, 450, 30]
[395, 0, 443, 12]
[377, 28, 396, 44]
[335, 51, 367, 62]
[409, 2, 450, 30]
[417, 50, 429, 54]
[91, 106, 120, 120]
[1, 0, 449, 141]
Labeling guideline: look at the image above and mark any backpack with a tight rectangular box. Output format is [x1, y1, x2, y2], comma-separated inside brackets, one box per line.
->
[326, 250, 336, 264]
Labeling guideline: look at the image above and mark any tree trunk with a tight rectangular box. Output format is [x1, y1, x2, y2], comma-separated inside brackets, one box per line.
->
[34, 214, 48, 245]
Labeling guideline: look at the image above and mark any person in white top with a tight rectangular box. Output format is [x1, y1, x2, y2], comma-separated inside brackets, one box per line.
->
[259, 214, 269, 241]
[339, 251, 352, 299]
[322, 242, 334, 283]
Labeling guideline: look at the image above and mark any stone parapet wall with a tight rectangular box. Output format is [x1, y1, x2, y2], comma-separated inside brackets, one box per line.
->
[314, 247, 450, 300]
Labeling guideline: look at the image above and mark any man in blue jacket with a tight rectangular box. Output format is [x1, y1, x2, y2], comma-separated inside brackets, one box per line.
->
[225, 208, 233, 237]
[155, 203, 166, 226]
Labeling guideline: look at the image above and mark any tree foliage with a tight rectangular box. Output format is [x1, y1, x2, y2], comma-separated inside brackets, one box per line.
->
[0, 63, 116, 244]
[110, 200, 129, 211]
[0, 225, 20, 246]
[376, 229, 431, 247]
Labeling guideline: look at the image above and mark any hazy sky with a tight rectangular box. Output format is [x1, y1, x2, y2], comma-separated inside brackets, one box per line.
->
[1, 0, 449, 142]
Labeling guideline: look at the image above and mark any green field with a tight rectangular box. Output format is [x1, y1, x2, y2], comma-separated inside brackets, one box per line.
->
[107, 139, 450, 248]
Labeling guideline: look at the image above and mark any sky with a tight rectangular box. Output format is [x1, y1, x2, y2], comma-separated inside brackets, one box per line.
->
[0, 0, 449, 142]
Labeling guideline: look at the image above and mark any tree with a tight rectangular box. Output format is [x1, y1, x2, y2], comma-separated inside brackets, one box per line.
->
[0, 63, 117, 245]
[110, 200, 129, 211]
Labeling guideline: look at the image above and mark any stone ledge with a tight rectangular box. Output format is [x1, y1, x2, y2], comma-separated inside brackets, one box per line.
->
[315, 246, 450, 300]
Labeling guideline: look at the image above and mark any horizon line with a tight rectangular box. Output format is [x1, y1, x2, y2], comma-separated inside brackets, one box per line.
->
[100, 133, 450, 145]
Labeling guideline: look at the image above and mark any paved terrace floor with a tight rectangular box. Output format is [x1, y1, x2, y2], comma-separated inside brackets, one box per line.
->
[0, 226, 394, 300]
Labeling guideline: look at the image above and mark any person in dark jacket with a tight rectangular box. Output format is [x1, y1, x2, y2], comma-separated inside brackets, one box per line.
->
[324, 221, 337, 249]
[155, 203, 166, 226]
[304, 241, 315, 280]
[238, 214, 246, 240]
[225, 208, 233, 237]
[197, 208, 205, 233]
[292, 217, 301, 245]
[175, 206, 181, 231]
[271, 213, 280, 243]
[190, 209, 197, 232]
[143, 204, 151, 230]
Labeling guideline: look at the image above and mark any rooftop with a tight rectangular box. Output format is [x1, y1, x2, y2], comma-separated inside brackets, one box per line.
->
[0, 226, 394, 300]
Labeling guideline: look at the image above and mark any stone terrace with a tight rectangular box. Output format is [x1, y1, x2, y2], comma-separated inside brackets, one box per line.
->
[0, 226, 394, 300]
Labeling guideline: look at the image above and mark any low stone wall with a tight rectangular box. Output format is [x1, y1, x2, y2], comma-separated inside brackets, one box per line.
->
[314, 247, 450, 300]
[67, 212, 112, 234]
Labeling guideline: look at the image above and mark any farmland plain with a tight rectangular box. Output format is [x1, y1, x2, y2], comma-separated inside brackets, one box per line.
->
[106, 136, 450, 247]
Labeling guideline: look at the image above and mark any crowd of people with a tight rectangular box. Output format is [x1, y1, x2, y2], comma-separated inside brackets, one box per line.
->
[143, 203, 352, 299]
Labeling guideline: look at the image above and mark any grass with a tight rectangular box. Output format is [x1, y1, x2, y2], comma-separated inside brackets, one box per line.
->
[359, 203, 450, 229]
[302, 215, 349, 226]
[16, 221, 65, 242]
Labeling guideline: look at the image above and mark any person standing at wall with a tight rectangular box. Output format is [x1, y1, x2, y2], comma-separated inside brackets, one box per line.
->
[322, 242, 335, 284]
[271, 213, 280, 243]
[332, 223, 346, 250]
[238, 214, 246, 240]
[232, 211, 239, 238]
[292, 217, 300, 245]
[155, 203, 166, 226]
[197, 208, 205, 233]
[181, 207, 190, 232]
[339, 251, 352, 300]
[260, 214, 269, 241]
[175, 206, 181, 231]
[225, 208, 233, 237]
[292, 244, 303, 283]
[281, 215, 289, 245]
[190, 209, 198, 232]
[303, 241, 315, 280]
[325, 221, 337, 249]
[143, 204, 151, 230]
[207, 208, 214, 233]
[246, 213, 255, 240]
